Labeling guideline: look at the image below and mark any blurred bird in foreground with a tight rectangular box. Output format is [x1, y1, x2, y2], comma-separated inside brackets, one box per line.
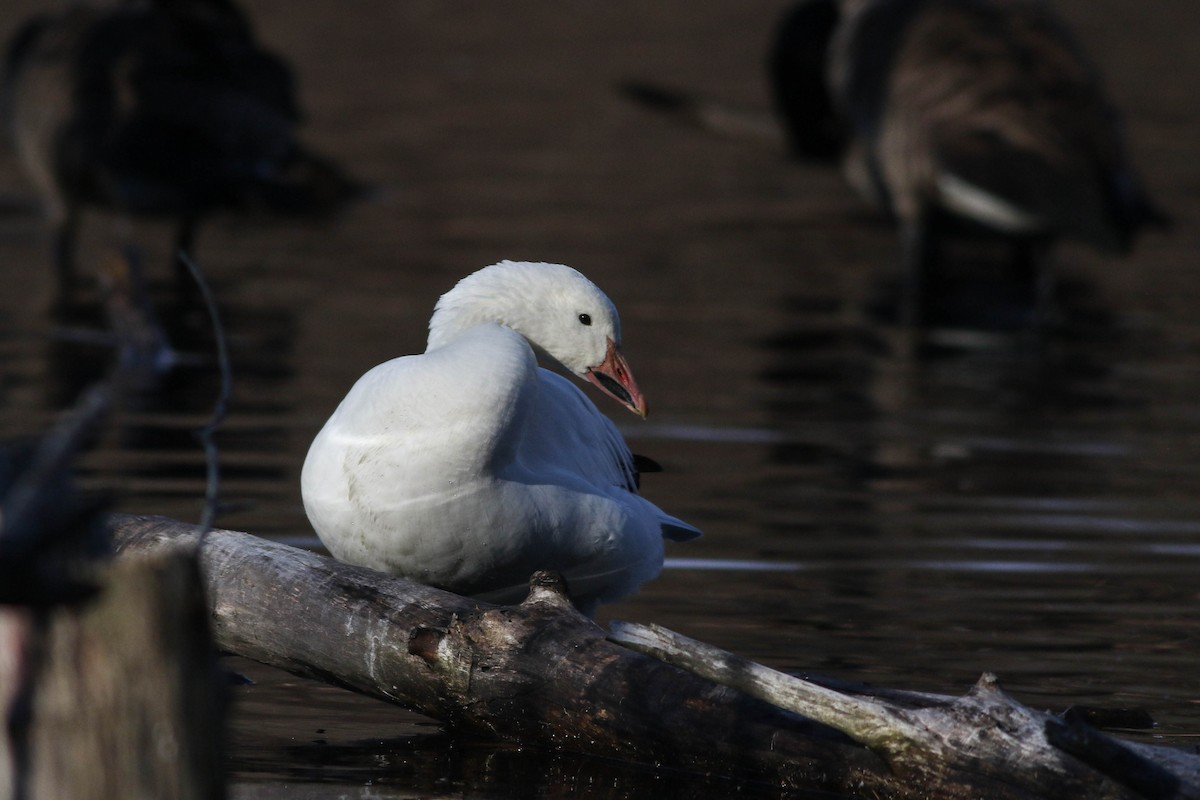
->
[769, 0, 1167, 327]
[1, 0, 362, 307]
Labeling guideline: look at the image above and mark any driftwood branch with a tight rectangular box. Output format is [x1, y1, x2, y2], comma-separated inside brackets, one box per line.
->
[609, 622, 1200, 800]
[109, 514, 875, 790]
[109, 514, 1200, 800]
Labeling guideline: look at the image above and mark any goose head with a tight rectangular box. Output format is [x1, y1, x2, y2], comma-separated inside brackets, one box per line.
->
[427, 260, 647, 417]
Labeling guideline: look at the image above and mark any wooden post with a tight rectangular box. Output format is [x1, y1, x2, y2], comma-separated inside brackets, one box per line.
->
[0, 553, 225, 800]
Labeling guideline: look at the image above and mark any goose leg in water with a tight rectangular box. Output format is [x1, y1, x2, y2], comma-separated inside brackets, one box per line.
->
[52, 208, 81, 309]
[173, 220, 200, 300]
[1011, 236, 1055, 329]
[899, 214, 936, 329]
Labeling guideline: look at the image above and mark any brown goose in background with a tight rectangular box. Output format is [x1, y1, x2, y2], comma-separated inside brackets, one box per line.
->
[1, 0, 362, 307]
[770, 0, 1166, 327]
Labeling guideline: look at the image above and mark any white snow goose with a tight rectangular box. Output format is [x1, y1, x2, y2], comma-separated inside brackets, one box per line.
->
[301, 260, 701, 614]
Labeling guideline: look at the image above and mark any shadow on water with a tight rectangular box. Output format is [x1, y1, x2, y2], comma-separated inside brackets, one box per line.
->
[232, 736, 826, 800]
[226, 663, 832, 800]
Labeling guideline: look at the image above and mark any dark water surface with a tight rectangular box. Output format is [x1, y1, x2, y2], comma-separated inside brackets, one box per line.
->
[2, 0, 1199, 796]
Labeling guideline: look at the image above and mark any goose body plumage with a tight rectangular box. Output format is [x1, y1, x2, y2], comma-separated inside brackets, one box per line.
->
[826, 0, 1161, 251]
[770, 0, 1165, 324]
[1, 0, 360, 302]
[301, 261, 700, 612]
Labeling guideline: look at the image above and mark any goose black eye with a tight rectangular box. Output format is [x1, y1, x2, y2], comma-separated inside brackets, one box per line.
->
[578, 313, 592, 326]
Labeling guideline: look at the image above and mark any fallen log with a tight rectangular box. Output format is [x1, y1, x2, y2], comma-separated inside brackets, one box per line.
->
[610, 622, 1200, 800]
[110, 513, 1200, 800]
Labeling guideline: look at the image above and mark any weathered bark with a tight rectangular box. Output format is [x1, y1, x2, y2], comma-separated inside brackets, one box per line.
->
[0, 552, 225, 800]
[610, 622, 1200, 800]
[110, 513, 1200, 800]
[109, 514, 879, 793]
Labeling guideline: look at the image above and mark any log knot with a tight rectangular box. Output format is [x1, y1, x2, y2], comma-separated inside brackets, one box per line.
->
[408, 627, 444, 665]
[521, 570, 574, 610]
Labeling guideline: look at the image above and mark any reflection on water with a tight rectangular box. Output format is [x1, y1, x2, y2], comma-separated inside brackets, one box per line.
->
[226, 660, 810, 800]
[2, 0, 1199, 796]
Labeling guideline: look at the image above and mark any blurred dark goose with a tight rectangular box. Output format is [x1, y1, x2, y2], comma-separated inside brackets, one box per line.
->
[1, 0, 361, 304]
[301, 261, 701, 615]
[769, 0, 1166, 324]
